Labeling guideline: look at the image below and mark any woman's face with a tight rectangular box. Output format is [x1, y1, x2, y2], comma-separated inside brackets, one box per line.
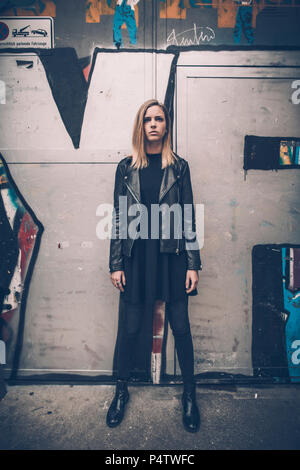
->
[143, 105, 167, 146]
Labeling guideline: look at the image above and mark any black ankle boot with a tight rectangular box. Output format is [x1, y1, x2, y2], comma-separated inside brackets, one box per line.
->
[181, 383, 200, 433]
[106, 379, 130, 428]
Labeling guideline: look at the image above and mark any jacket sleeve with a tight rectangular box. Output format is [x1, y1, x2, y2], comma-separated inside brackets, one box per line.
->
[109, 162, 125, 273]
[181, 161, 202, 271]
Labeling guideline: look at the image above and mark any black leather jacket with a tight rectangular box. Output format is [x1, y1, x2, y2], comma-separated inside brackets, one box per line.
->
[109, 153, 202, 273]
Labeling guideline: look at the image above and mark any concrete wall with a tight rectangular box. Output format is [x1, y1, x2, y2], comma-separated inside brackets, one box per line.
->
[0, 49, 178, 380]
[175, 50, 300, 378]
[0, 5, 299, 383]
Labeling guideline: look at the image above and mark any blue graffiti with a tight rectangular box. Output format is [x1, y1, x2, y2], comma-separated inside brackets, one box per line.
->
[282, 248, 300, 383]
[296, 146, 300, 165]
[108, 0, 138, 48]
[233, 5, 254, 44]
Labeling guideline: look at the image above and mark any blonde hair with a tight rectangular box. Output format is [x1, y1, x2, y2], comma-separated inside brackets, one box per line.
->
[130, 99, 177, 169]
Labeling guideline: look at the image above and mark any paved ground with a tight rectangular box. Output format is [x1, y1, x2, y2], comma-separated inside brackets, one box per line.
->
[0, 383, 300, 450]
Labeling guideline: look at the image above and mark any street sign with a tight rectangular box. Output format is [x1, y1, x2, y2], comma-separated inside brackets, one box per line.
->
[0, 17, 54, 49]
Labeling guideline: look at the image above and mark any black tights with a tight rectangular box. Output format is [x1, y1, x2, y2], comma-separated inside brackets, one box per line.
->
[117, 298, 195, 385]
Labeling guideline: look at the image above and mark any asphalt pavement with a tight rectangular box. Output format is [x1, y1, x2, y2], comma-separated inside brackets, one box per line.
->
[0, 382, 300, 450]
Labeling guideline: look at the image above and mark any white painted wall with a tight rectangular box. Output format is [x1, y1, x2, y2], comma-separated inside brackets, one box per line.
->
[0, 49, 299, 378]
[0, 50, 175, 376]
[175, 50, 300, 375]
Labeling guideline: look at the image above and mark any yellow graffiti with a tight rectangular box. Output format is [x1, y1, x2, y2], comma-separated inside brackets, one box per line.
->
[1, 0, 56, 17]
[160, 0, 187, 19]
[0, 175, 8, 187]
[86, 0, 115, 23]
[280, 141, 293, 165]
[218, 0, 239, 28]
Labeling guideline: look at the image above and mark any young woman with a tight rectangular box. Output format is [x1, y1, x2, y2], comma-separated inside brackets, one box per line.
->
[107, 99, 202, 432]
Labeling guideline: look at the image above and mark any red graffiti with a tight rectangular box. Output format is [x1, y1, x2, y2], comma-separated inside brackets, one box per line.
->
[18, 212, 38, 278]
[153, 301, 165, 354]
[83, 63, 92, 82]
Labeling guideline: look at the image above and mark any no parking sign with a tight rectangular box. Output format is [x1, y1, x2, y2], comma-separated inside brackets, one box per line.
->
[0, 17, 54, 48]
[0, 21, 10, 41]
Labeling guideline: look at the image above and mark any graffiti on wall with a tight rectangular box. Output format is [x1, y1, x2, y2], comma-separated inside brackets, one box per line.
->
[0, 0, 56, 17]
[0, 45, 299, 384]
[86, 0, 140, 48]
[252, 245, 300, 383]
[279, 140, 300, 166]
[86, 0, 118, 22]
[108, 0, 139, 48]
[161, 0, 300, 45]
[0, 47, 178, 382]
[151, 300, 166, 384]
[233, 1, 253, 44]
[1, 0, 299, 52]
[84, 0, 300, 47]
[244, 135, 300, 170]
[160, 0, 297, 45]
[0, 155, 43, 380]
[166, 23, 215, 46]
[282, 247, 300, 382]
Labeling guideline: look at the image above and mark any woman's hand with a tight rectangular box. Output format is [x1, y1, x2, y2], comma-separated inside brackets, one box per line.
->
[110, 270, 126, 292]
[185, 270, 199, 294]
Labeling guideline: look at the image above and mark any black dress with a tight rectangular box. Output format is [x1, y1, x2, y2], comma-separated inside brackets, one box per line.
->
[120, 152, 197, 305]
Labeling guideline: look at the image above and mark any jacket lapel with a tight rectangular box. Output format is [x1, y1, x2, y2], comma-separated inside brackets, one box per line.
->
[125, 164, 141, 203]
[159, 165, 177, 203]
[125, 160, 178, 204]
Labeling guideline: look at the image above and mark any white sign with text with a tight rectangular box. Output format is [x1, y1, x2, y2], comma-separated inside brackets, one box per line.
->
[0, 16, 54, 49]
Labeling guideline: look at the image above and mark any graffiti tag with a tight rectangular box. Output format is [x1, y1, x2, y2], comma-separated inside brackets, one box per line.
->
[291, 80, 300, 104]
[0, 340, 5, 364]
[167, 24, 215, 47]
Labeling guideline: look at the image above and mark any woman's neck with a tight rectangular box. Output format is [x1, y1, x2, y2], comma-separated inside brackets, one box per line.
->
[145, 142, 162, 154]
